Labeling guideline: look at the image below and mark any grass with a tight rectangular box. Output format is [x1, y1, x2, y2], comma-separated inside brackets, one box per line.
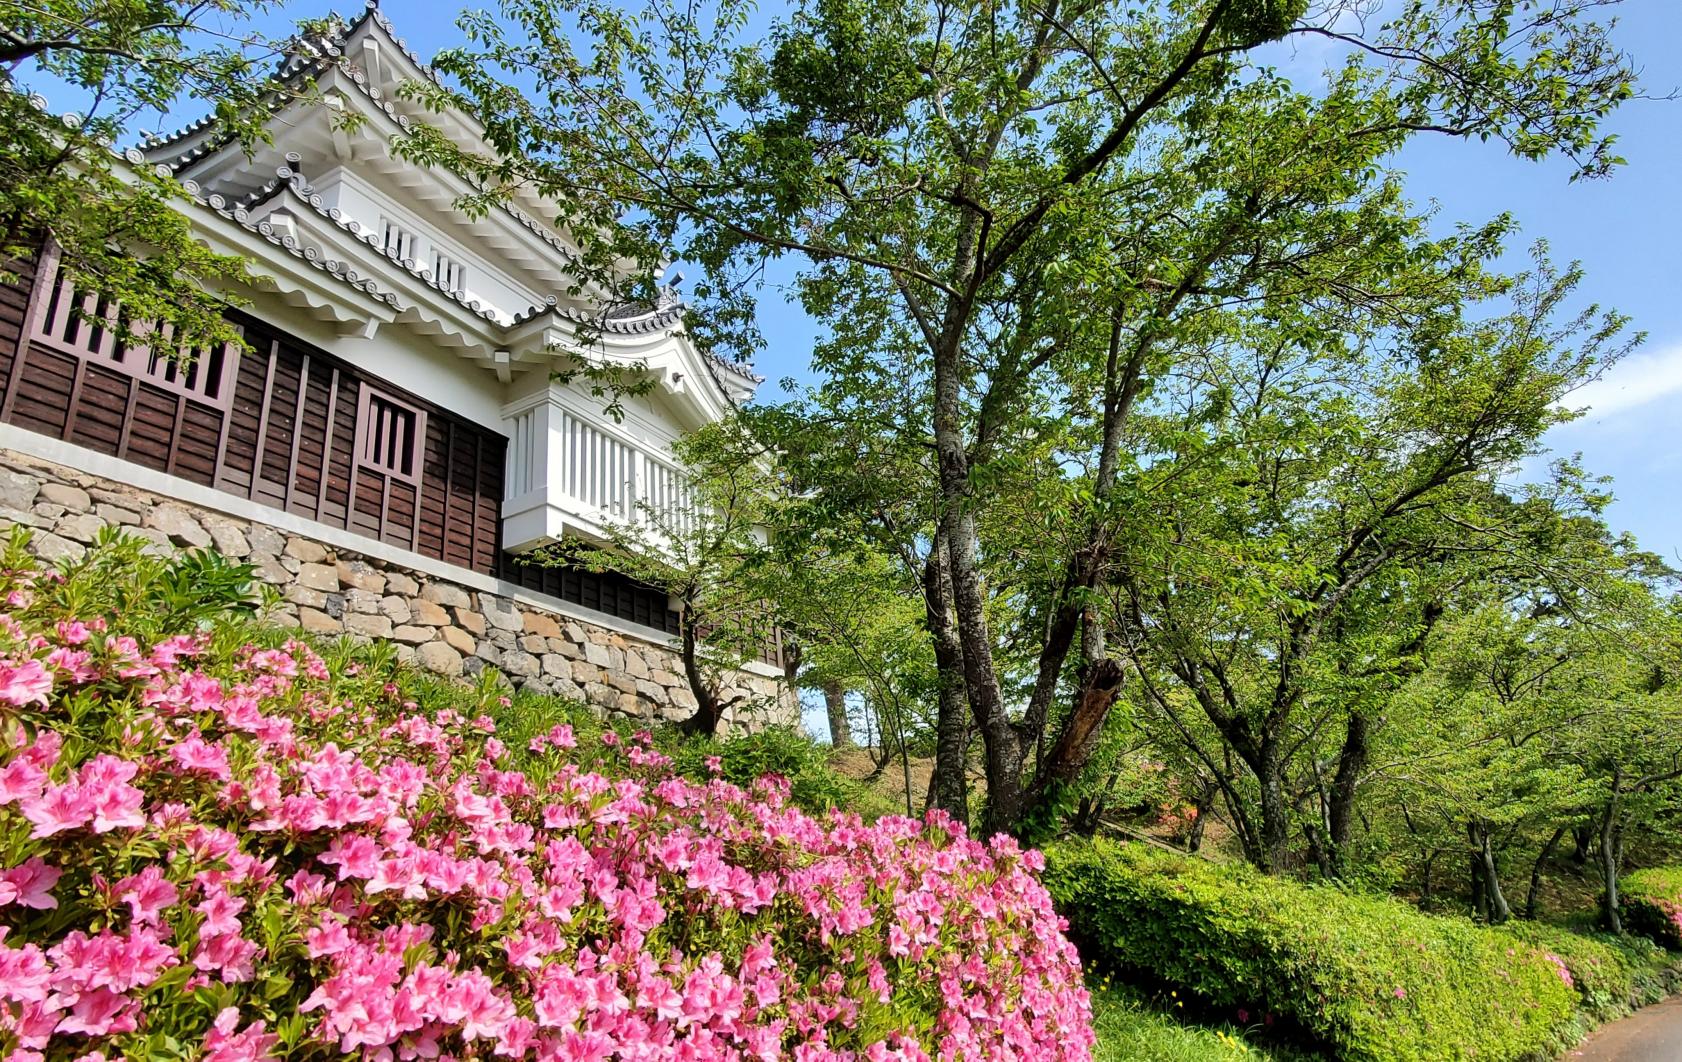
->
[1090, 982, 1319, 1062]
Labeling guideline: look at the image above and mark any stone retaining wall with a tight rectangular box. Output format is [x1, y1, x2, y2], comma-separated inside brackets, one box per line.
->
[0, 447, 796, 733]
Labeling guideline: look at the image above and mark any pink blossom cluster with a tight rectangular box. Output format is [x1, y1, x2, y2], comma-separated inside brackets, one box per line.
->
[1542, 953, 1574, 990]
[0, 563, 1093, 1059]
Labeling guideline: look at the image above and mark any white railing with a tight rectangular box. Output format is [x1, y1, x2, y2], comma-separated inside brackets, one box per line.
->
[502, 396, 696, 551]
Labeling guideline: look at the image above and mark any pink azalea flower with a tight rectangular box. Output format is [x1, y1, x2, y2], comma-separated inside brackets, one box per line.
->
[52, 987, 137, 1037]
[0, 659, 53, 707]
[0, 857, 61, 910]
[202, 1007, 278, 1062]
[114, 865, 178, 925]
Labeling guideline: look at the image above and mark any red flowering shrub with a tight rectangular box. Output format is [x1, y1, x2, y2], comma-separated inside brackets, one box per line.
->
[0, 535, 1093, 1060]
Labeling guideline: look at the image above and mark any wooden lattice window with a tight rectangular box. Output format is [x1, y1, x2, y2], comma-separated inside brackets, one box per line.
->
[28, 250, 236, 407]
[356, 384, 425, 483]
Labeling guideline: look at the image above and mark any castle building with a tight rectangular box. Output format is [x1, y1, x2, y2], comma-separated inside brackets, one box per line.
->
[0, 4, 795, 730]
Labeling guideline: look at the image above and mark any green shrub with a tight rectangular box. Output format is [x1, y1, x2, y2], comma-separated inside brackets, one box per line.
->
[1089, 982, 1297, 1062]
[1621, 867, 1682, 950]
[1493, 922, 1635, 1021]
[668, 725, 898, 818]
[1044, 840, 1578, 1062]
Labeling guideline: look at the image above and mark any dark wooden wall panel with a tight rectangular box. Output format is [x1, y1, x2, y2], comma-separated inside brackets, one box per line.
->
[499, 555, 682, 637]
[0, 255, 36, 396]
[0, 255, 507, 579]
[9, 347, 77, 439]
[0, 249, 786, 662]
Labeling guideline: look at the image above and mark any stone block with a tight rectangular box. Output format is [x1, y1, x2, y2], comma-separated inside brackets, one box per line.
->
[0, 506, 42, 530]
[542, 654, 571, 678]
[380, 596, 412, 624]
[345, 613, 393, 639]
[583, 642, 611, 668]
[0, 470, 39, 511]
[246, 525, 286, 556]
[636, 680, 667, 702]
[624, 650, 650, 680]
[421, 582, 471, 608]
[668, 686, 699, 711]
[482, 597, 524, 632]
[146, 505, 211, 548]
[30, 532, 85, 562]
[501, 651, 541, 678]
[337, 561, 386, 594]
[605, 672, 637, 695]
[409, 600, 448, 626]
[384, 571, 420, 596]
[440, 626, 476, 654]
[285, 585, 328, 609]
[520, 635, 549, 655]
[284, 537, 329, 563]
[416, 641, 463, 677]
[323, 594, 346, 620]
[297, 563, 339, 592]
[55, 513, 106, 544]
[251, 556, 289, 585]
[488, 629, 516, 650]
[95, 503, 141, 525]
[392, 625, 435, 645]
[202, 517, 250, 558]
[298, 608, 340, 634]
[454, 608, 486, 636]
[344, 589, 382, 615]
[522, 611, 563, 638]
[651, 669, 683, 688]
[127, 526, 175, 556]
[37, 483, 91, 511]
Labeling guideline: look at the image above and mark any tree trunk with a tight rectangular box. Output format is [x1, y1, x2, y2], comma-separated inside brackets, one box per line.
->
[1419, 850, 1436, 909]
[822, 680, 851, 748]
[676, 612, 726, 737]
[922, 544, 971, 825]
[1185, 781, 1216, 853]
[1021, 659, 1126, 837]
[941, 507, 1023, 838]
[1524, 826, 1566, 921]
[1599, 782, 1625, 933]
[1470, 846, 1487, 921]
[1256, 742, 1291, 873]
[1470, 822, 1511, 924]
[1572, 824, 1593, 866]
[1324, 710, 1369, 878]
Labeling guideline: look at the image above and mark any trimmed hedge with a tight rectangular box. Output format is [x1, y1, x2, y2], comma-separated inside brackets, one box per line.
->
[1044, 840, 1577, 1062]
[1496, 921, 1676, 1021]
[1621, 867, 1682, 950]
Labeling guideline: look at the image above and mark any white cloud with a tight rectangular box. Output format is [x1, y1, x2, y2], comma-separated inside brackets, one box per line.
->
[1562, 342, 1682, 419]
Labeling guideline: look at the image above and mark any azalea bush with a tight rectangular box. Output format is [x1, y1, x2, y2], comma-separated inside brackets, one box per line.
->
[0, 532, 1094, 1060]
[1621, 867, 1682, 951]
[1043, 840, 1576, 1062]
[1496, 920, 1680, 1022]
